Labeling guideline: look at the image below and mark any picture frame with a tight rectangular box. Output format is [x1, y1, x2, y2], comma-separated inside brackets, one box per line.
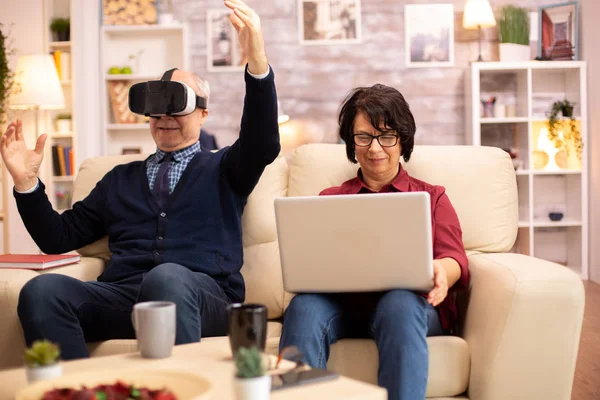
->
[206, 9, 247, 72]
[298, 0, 362, 45]
[538, 2, 578, 61]
[404, 4, 454, 68]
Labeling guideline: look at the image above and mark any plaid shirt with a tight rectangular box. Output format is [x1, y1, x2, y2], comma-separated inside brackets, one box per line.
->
[147, 141, 201, 194]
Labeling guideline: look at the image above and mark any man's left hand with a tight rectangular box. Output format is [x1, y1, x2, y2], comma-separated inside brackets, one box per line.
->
[427, 260, 449, 307]
[224, 0, 268, 75]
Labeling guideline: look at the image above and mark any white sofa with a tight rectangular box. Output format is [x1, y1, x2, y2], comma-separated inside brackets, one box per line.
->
[0, 144, 585, 399]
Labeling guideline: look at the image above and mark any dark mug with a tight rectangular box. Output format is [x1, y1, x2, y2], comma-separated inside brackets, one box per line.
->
[227, 303, 268, 356]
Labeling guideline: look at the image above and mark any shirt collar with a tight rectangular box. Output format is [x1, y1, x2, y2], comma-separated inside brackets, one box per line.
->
[345, 163, 410, 194]
[154, 141, 201, 163]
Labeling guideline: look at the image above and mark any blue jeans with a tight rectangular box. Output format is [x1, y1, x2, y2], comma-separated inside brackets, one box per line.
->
[279, 290, 443, 400]
[17, 263, 231, 360]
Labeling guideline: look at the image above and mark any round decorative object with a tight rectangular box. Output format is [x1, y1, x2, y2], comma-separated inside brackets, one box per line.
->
[17, 369, 212, 400]
[532, 150, 549, 170]
[555, 150, 568, 169]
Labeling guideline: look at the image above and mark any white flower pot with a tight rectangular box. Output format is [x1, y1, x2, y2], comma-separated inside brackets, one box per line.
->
[233, 375, 271, 400]
[56, 119, 71, 134]
[499, 43, 530, 62]
[25, 363, 62, 384]
[159, 13, 174, 25]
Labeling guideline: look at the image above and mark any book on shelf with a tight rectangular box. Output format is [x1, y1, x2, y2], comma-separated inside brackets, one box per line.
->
[0, 254, 81, 270]
[51, 50, 71, 81]
[51, 145, 74, 176]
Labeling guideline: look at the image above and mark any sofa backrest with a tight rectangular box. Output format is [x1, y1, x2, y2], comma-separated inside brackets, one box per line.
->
[72, 153, 289, 319]
[72, 144, 518, 320]
[287, 144, 518, 253]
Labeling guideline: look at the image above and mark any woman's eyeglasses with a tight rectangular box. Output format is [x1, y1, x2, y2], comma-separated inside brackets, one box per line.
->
[353, 133, 399, 147]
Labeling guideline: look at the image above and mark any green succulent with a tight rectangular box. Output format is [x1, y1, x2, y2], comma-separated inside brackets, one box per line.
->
[24, 340, 61, 367]
[234, 346, 266, 379]
[498, 6, 530, 46]
[50, 18, 70, 33]
[56, 113, 72, 120]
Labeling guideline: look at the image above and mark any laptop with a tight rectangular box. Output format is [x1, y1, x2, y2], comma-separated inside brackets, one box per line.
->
[274, 192, 434, 293]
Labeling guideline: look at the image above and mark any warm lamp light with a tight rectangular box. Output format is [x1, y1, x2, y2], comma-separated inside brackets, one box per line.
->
[278, 101, 290, 125]
[463, 0, 496, 62]
[10, 54, 65, 136]
[537, 127, 561, 171]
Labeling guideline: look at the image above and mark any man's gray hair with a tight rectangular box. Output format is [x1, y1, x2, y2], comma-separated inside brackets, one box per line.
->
[196, 76, 210, 104]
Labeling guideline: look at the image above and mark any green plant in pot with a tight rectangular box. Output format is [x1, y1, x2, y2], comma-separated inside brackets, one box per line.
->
[24, 340, 63, 383]
[55, 113, 72, 134]
[546, 99, 582, 162]
[233, 346, 270, 400]
[498, 6, 530, 62]
[50, 18, 70, 42]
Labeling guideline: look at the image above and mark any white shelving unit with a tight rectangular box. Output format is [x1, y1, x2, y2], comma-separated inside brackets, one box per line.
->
[465, 61, 588, 279]
[100, 23, 189, 156]
[44, 0, 77, 213]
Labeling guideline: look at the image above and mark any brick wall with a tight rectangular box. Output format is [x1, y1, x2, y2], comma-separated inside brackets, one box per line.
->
[169, 0, 568, 149]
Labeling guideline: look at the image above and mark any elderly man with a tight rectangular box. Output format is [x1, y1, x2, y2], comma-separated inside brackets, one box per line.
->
[0, 0, 280, 360]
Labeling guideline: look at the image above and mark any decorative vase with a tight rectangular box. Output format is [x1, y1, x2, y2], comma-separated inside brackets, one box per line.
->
[56, 119, 71, 134]
[532, 150, 549, 170]
[233, 375, 271, 400]
[25, 363, 62, 384]
[499, 43, 530, 62]
[158, 13, 174, 25]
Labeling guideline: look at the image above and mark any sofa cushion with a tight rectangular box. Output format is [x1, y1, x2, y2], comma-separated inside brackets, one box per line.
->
[327, 336, 470, 398]
[288, 144, 518, 253]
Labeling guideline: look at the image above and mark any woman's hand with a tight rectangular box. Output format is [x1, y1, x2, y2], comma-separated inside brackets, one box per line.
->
[427, 260, 449, 307]
[0, 120, 47, 192]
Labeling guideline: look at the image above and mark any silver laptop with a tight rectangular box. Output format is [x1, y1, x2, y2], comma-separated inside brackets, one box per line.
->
[274, 192, 434, 293]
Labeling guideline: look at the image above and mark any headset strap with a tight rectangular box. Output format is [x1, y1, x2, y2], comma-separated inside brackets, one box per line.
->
[160, 68, 178, 81]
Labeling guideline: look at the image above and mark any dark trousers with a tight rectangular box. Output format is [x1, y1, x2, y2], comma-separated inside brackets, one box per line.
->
[17, 263, 231, 360]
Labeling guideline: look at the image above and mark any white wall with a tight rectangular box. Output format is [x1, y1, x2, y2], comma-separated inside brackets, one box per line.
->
[581, 0, 600, 283]
[1, 0, 47, 254]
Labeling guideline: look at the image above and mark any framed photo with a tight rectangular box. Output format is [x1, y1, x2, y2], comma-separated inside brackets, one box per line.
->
[206, 9, 247, 72]
[404, 4, 454, 68]
[298, 0, 362, 45]
[102, 0, 157, 25]
[538, 2, 578, 61]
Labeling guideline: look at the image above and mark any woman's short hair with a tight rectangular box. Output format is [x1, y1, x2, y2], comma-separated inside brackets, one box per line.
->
[338, 84, 416, 163]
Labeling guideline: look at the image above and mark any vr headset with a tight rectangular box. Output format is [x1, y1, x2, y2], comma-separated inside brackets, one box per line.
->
[128, 68, 208, 118]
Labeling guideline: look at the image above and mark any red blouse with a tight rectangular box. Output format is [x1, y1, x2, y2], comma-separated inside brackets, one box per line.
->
[320, 165, 469, 332]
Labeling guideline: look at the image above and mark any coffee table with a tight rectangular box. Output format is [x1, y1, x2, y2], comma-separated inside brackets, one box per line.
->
[0, 338, 386, 400]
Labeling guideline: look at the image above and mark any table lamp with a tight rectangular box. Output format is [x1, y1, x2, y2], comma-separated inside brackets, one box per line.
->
[10, 54, 65, 136]
[463, 0, 496, 61]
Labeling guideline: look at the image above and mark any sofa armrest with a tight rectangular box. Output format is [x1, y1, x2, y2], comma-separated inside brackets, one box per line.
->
[463, 253, 584, 400]
[0, 257, 106, 370]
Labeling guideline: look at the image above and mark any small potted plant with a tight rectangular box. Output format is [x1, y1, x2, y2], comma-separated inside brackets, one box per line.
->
[498, 6, 530, 62]
[55, 113, 72, 134]
[50, 18, 70, 42]
[546, 99, 583, 162]
[24, 340, 62, 383]
[233, 346, 270, 400]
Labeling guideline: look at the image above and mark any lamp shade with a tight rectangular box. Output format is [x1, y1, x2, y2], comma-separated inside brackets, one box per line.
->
[463, 0, 496, 29]
[10, 54, 65, 110]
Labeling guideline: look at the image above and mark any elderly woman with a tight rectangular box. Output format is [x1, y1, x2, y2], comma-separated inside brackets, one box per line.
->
[279, 84, 469, 400]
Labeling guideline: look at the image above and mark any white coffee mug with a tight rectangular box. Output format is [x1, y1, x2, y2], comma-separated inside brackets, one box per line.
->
[132, 301, 176, 359]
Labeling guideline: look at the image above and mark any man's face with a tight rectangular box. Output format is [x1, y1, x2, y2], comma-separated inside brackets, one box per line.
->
[149, 70, 209, 152]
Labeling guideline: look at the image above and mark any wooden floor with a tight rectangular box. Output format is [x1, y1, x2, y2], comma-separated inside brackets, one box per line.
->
[572, 280, 600, 399]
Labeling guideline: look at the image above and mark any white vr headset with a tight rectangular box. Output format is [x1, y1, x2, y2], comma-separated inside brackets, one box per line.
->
[128, 68, 208, 117]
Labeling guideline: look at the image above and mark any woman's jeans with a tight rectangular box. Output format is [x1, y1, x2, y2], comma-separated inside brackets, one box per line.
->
[279, 290, 443, 400]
